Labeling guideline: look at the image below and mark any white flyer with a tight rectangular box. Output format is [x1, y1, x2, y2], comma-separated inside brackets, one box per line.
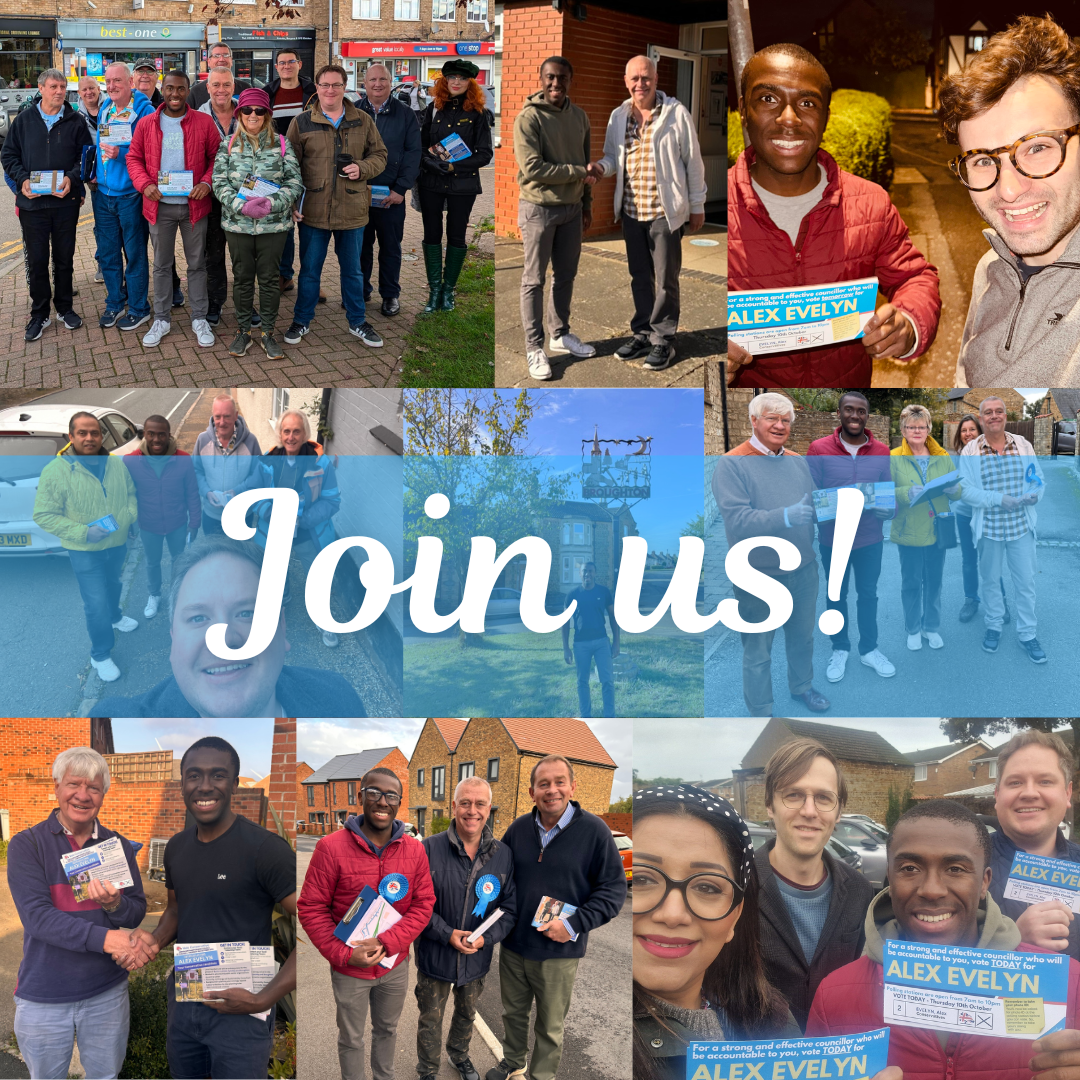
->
[157, 170, 193, 196]
[173, 941, 253, 1003]
[467, 907, 504, 944]
[99, 121, 132, 146]
[237, 174, 282, 201]
[29, 170, 64, 195]
[250, 944, 279, 1021]
[1003, 852, 1080, 913]
[60, 835, 134, 902]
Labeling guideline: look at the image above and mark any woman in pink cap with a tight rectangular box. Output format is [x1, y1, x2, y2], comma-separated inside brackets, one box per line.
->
[212, 86, 303, 361]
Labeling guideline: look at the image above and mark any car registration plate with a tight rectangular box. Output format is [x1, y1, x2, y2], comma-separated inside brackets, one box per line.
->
[0, 534, 30, 547]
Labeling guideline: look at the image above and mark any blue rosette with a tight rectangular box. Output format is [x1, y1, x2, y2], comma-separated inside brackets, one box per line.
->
[379, 873, 409, 904]
[472, 873, 500, 918]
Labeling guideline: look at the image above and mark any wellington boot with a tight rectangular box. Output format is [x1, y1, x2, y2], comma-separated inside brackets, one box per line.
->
[440, 245, 468, 311]
[422, 242, 443, 314]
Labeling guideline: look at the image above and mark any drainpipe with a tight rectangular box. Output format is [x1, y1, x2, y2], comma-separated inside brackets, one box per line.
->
[328, 0, 334, 70]
[319, 388, 332, 446]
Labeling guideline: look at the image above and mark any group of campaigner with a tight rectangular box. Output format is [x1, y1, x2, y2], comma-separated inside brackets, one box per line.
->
[6, 737, 295, 1080]
[513, 54, 707, 379]
[711, 391, 1045, 717]
[632, 729, 1080, 1080]
[726, 14, 1080, 387]
[30, 395, 367, 717]
[0, 52, 491, 355]
[298, 754, 627, 1080]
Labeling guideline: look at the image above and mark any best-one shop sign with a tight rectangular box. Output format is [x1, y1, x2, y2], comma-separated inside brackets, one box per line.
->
[341, 41, 495, 57]
[57, 20, 206, 46]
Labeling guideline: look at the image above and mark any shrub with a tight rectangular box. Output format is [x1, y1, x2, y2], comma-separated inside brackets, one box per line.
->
[727, 111, 744, 168]
[119, 949, 172, 1080]
[885, 785, 916, 831]
[430, 815, 451, 835]
[270, 1021, 296, 1080]
[0, 839, 7, 864]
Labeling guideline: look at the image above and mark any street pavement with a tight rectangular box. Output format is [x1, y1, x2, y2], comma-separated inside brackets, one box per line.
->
[705, 457, 1080, 717]
[297, 842, 631, 1080]
[0, 165, 493, 388]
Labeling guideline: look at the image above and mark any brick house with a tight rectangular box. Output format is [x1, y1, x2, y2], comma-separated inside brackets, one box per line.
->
[905, 739, 994, 799]
[301, 747, 410, 834]
[408, 717, 618, 838]
[1046, 390, 1080, 422]
[297, 761, 315, 832]
[732, 718, 914, 823]
[946, 387, 1027, 418]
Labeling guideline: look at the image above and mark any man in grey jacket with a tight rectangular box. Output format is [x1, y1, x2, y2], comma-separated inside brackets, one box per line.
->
[940, 15, 1080, 385]
[192, 393, 262, 535]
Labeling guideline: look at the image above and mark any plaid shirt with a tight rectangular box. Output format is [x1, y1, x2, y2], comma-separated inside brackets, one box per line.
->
[975, 432, 1029, 540]
[622, 100, 663, 221]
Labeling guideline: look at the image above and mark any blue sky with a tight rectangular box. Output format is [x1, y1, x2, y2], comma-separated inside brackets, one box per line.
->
[111, 720, 275, 779]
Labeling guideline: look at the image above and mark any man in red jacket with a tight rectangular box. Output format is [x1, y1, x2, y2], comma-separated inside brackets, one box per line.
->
[297, 767, 435, 1080]
[806, 392, 896, 684]
[727, 44, 940, 387]
[807, 799, 1080, 1079]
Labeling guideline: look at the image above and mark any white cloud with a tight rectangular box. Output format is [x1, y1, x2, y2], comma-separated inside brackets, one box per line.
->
[298, 719, 425, 771]
[581, 718, 632, 801]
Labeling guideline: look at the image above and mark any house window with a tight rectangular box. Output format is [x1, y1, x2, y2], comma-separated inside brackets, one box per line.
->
[308, 812, 316, 823]
[417, 808, 426, 836]
[272, 388, 290, 420]
[989, 761, 997, 779]
[323, 785, 328, 805]
[347, 781, 356, 805]
[561, 521, 591, 546]
[466, 0, 487, 20]
[394, 0, 419, 19]
[487, 757, 500, 782]
[332, 782, 337, 805]
[914, 764, 927, 782]
[432, 0, 455, 20]
[459, 761, 475, 781]
[353, 0, 379, 16]
[306, 786, 314, 806]
[562, 555, 586, 584]
[418, 768, 425, 788]
[966, 31, 989, 54]
[432, 766, 445, 801]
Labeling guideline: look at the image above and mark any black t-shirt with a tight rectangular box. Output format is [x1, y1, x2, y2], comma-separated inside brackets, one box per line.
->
[164, 813, 295, 947]
[565, 584, 613, 643]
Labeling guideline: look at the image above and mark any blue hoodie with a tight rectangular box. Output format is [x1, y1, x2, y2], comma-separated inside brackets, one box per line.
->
[95, 88, 155, 197]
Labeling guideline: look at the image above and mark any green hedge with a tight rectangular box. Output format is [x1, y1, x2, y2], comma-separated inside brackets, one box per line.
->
[0, 839, 7, 864]
[727, 88, 894, 188]
[119, 950, 172, 1079]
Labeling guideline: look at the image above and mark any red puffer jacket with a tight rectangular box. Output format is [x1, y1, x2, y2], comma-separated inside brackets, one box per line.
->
[728, 148, 941, 387]
[297, 819, 435, 980]
[126, 104, 221, 225]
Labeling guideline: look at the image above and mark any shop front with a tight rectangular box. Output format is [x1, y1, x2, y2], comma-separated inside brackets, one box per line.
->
[57, 20, 205, 85]
[217, 26, 317, 87]
[339, 41, 495, 94]
[0, 18, 56, 89]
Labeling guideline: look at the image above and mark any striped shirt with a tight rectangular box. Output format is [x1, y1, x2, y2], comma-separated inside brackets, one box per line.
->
[975, 432, 1029, 541]
[622, 100, 663, 221]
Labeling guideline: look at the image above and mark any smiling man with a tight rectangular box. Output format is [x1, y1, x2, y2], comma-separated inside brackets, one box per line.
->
[128, 737, 296, 1079]
[942, 15, 1080, 385]
[727, 44, 939, 387]
[561, 561, 619, 718]
[808, 800, 1080, 1075]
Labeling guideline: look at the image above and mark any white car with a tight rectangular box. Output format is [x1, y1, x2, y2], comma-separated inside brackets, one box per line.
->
[0, 404, 142, 555]
[486, 587, 522, 617]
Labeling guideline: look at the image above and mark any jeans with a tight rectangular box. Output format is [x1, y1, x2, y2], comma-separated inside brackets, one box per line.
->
[957, 512, 1007, 606]
[897, 543, 946, 635]
[226, 229, 289, 334]
[978, 531, 1037, 638]
[167, 972, 275, 1080]
[295, 223, 365, 327]
[94, 187, 150, 318]
[361, 200, 406, 300]
[621, 215, 683, 345]
[330, 960, 410, 1080]
[818, 540, 882, 655]
[280, 223, 295, 280]
[19, 201, 80, 320]
[142, 524, 187, 597]
[14, 977, 129, 1080]
[68, 544, 127, 661]
[573, 637, 614, 717]
[518, 200, 582, 350]
[149, 203, 208, 321]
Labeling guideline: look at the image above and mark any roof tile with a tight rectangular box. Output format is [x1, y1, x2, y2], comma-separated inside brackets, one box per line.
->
[499, 718, 617, 768]
[433, 718, 468, 751]
[304, 748, 398, 785]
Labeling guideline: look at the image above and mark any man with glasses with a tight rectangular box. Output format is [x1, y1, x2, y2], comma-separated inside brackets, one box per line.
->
[755, 738, 872, 1031]
[188, 43, 251, 110]
[284, 64, 388, 348]
[132, 58, 163, 108]
[298, 768, 435, 1080]
[941, 15, 1080, 385]
[711, 392, 832, 715]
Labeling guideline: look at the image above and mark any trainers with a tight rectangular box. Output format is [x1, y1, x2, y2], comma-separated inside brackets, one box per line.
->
[922, 631, 944, 649]
[485, 1063, 527, 1080]
[142, 319, 171, 347]
[229, 331, 253, 357]
[860, 648, 896, 677]
[112, 615, 138, 633]
[94, 266, 105, 284]
[192, 318, 215, 347]
[322, 630, 340, 648]
[284, 322, 308, 345]
[548, 332, 596, 358]
[144, 594, 160, 619]
[826, 649, 849, 683]
[118, 312, 152, 331]
[90, 656, 121, 682]
[24, 315, 50, 341]
[615, 334, 651, 361]
[527, 348, 552, 380]
[262, 333, 284, 360]
[983, 629, 1001, 653]
[907, 632, 922, 651]
[1020, 637, 1047, 663]
[451, 1059, 480, 1080]
[959, 597, 979, 622]
[644, 343, 676, 370]
[59, 311, 83, 330]
[99, 309, 124, 329]
[349, 321, 384, 348]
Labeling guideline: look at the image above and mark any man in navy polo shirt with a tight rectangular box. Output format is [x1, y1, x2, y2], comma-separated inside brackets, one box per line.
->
[560, 561, 619, 718]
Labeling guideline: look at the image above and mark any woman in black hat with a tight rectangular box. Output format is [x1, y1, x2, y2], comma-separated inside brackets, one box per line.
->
[417, 58, 493, 313]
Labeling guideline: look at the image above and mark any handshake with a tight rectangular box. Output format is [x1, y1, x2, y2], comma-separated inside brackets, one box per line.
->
[583, 161, 606, 186]
[105, 928, 160, 972]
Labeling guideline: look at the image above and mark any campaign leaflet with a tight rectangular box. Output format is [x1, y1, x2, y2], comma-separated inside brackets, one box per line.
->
[157, 170, 193, 197]
[88, 514, 119, 533]
[728, 278, 879, 356]
[250, 944, 278, 1021]
[910, 471, 961, 506]
[436, 132, 472, 163]
[237, 174, 282, 201]
[467, 907, 504, 945]
[29, 171, 65, 195]
[532, 896, 577, 929]
[883, 939, 1068, 1040]
[332, 885, 402, 968]
[98, 121, 132, 146]
[1003, 852, 1080, 913]
[59, 836, 134, 902]
[370, 185, 392, 208]
[686, 1027, 889, 1080]
[813, 482, 895, 523]
[173, 941, 253, 1003]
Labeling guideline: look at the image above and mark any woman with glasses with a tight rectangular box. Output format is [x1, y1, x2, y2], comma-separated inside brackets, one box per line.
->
[417, 58, 493, 313]
[890, 404, 962, 652]
[212, 87, 303, 361]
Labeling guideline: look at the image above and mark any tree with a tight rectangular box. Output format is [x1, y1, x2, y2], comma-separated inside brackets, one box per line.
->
[821, 5, 931, 72]
[885, 784, 916, 830]
[1025, 396, 1049, 420]
[680, 513, 706, 540]
[609, 795, 632, 813]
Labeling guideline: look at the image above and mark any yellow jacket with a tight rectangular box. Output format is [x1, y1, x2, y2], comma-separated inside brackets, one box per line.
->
[889, 436, 959, 547]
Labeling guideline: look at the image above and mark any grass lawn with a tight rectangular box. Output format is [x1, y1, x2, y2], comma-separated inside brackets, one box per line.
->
[404, 631, 703, 716]
[399, 246, 494, 388]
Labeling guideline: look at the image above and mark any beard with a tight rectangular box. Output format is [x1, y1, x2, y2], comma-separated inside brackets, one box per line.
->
[974, 179, 1080, 258]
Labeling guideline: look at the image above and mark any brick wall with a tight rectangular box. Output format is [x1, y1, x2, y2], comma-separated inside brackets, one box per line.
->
[512, 753, 614, 827]
[600, 811, 631, 836]
[737, 762, 913, 823]
[335, 0, 476, 61]
[297, 761, 314, 830]
[264, 718, 297, 842]
[407, 720, 457, 832]
[912, 744, 990, 798]
[452, 717, 519, 836]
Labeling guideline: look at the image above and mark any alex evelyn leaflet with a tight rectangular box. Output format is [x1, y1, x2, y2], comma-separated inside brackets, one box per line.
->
[687, 1027, 889, 1080]
[883, 939, 1068, 1040]
[728, 278, 878, 356]
[1003, 852, 1080, 913]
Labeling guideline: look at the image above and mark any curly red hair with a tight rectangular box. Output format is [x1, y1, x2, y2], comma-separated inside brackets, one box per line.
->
[432, 75, 486, 113]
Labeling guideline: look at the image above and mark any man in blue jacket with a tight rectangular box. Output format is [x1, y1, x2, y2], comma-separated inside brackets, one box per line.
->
[358, 63, 421, 317]
[487, 755, 626, 1080]
[7, 746, 149, 1080]
[94, 63, 156, 332]
[416, 776, 517, 1080]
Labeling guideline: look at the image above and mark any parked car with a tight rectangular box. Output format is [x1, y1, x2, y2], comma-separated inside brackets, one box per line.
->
[1054, 420, 1076, 456]
[831, 818, 888, 889]
[611, 830, 632, 882]
[746, 822, 864, 876]
[841, 813, 888, 834]
[486, 587, 522, 617]
[0, 403, 141, 555]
